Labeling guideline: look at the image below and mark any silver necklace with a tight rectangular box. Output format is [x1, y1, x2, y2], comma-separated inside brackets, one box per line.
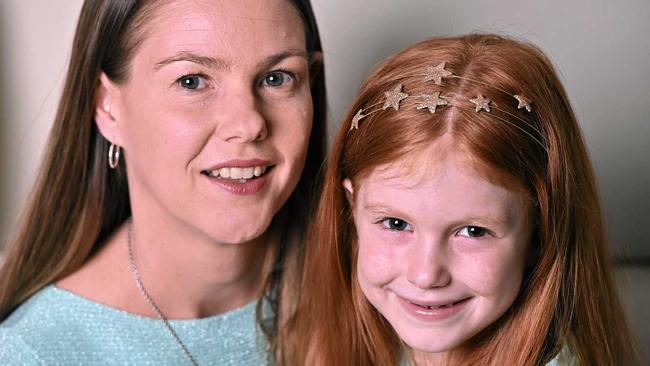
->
[127, 219, 200, 366]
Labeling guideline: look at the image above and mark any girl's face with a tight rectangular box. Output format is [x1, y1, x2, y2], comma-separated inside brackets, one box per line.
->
[98, 0, 313, 243]
[347, 144, 532, 358]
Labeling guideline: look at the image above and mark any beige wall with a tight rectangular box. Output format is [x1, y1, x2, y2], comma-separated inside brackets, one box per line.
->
[0, 0, 84, 247]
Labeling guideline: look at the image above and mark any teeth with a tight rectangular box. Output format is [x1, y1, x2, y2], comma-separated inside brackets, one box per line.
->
[230, 167, 243, 179]
[207, 165, 269, 180]
[242, 167, 254, 179]
[420, 302, 454, 310]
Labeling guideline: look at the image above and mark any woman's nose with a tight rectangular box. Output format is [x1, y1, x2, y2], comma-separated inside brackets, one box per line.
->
[405, 239, 452, 289]
[215, 87, 268, 143]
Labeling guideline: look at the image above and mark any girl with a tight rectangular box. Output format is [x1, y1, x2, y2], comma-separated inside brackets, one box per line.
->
[284, 34, 640, 365]
[0, 0, 326, 364]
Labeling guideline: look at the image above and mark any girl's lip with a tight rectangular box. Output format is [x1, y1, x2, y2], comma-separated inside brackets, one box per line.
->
[396, 295, 471, 322]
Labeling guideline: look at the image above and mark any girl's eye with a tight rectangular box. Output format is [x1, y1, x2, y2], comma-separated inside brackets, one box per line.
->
[381, 218, 412, 231]
[177, 75, 206, 90]
[458, 226, 488, 238]
[261, 71, 294, 87]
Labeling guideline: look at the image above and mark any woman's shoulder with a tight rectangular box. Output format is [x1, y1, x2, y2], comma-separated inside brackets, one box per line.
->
[0, 285, 271, 365]
[0, 286, 59, 365]
[0, 329, 44, 365]
[0, 284, 143, 364]
[546, 347, 576, 366]
[0, 285, 64, 338]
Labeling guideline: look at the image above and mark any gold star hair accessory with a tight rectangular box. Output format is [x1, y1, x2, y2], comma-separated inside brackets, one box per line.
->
[416, 92, 448, 114]
[350, 109, 364, 131]
[383, 84, 409, 111]
[348, 61, 537, 143]
[418, 63, 532, 113]
[348, 101, 384, 132]
[514, 94, 532, 112]
[424, 62, 453, 85]
[469, 94, 492, 112]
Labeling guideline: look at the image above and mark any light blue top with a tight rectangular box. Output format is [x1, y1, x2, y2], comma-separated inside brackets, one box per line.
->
[0, 285, 269, 365]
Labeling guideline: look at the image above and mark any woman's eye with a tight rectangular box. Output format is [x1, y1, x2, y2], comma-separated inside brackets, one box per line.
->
[262, 71, 293, 87]
[458, 226, 488, 238]
[177, 75, 206, 90]
[381, 218, 412, 231]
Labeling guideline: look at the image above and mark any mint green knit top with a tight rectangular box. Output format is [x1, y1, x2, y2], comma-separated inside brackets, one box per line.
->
[0, 285, 269, 365]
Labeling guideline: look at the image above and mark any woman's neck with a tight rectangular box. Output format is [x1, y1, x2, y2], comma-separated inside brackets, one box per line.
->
[57, 212, 274, 319]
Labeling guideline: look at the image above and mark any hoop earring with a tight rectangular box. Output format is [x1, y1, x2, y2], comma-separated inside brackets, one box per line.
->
[108, 143, 121, 169]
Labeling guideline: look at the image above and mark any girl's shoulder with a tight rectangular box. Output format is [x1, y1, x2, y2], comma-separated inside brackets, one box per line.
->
[397, 347, 575, 366]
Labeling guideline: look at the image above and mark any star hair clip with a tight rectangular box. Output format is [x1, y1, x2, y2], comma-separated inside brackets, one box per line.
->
[349, 62, 533, 132]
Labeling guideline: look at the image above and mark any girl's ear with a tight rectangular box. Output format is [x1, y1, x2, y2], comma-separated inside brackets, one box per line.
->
[342, 178, 354, 205]
[94, 72, 124, 146]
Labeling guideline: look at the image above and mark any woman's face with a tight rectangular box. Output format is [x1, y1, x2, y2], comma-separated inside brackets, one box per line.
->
[101, 0, 313, 243]
[347, 146, 532, 357]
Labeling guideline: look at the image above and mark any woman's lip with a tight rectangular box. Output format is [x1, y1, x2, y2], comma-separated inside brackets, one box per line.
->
[396, 295, 471, 322]
[205, 158, 273, 171]
[203, 169, 271, 196]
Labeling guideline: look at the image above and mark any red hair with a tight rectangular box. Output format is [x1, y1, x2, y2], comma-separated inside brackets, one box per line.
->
[281, 34, 640, 365]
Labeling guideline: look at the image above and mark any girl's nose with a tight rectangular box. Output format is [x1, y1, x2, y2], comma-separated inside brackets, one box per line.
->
[405, 239, 452, 289]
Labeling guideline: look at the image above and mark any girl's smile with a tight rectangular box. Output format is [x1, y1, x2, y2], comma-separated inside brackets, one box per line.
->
[394, 292, 473, 322]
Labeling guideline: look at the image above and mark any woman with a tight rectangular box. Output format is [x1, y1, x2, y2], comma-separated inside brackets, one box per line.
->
[0, 0, 326, 364]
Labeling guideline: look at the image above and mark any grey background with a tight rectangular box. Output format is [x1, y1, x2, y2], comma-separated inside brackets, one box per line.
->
[1, 0, 648, 360]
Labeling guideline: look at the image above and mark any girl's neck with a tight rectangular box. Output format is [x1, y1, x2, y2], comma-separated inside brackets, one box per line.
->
[410, 349, 445, 366]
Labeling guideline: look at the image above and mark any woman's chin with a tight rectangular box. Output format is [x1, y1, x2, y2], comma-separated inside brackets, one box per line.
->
[204, 218, 273, 246]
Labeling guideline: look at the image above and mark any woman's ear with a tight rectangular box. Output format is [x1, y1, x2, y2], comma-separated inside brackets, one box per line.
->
[342, 178, 354, 206]
[94, 72, 123, 145]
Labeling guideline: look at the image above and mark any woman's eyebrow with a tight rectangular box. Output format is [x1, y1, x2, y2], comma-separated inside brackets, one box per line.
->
[257, 49, 309, 70]
[153, 51, 229, 71]
[153, 49, 309, 72]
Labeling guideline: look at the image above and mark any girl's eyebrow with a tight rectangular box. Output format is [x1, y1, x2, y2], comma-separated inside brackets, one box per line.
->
[153, 49, 309, 72]
[448, 216, 509, 229]
[365, 202, 513, 228]
[363, 204, 389, 215]
[363, 203, 412, 221]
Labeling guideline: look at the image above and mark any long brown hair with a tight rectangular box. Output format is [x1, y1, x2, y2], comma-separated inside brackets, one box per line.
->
[0, 0, 327, 349]
[284, 34, 639, 365]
